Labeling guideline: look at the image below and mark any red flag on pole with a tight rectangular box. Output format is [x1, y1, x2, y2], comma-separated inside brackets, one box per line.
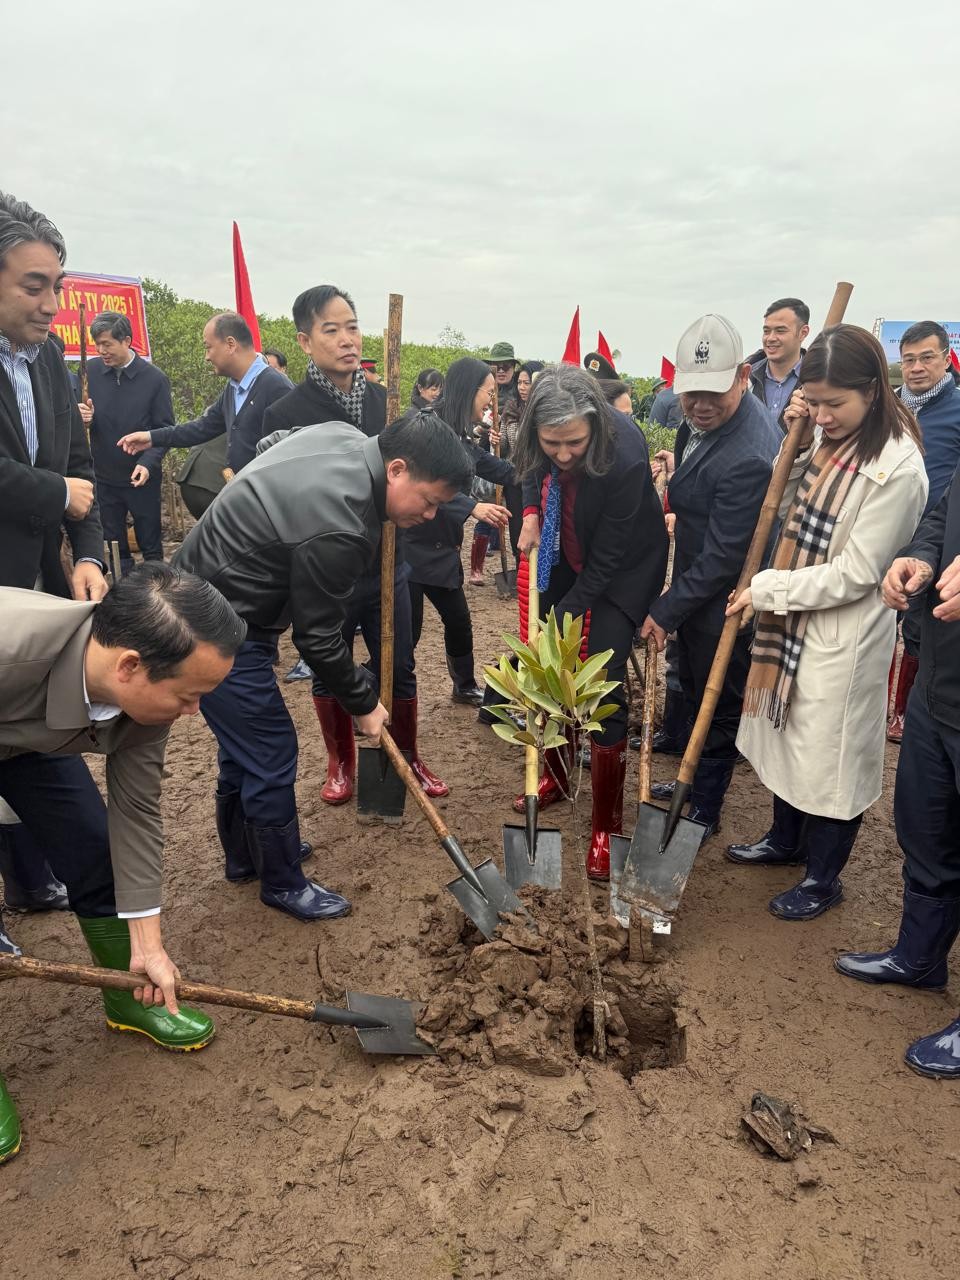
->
[232, 222, 262, 350]
[597, 331, 616, 371]
[660, 356, 675, 387]
[561, 307, 581, 365]
[951, 348, 960, 373]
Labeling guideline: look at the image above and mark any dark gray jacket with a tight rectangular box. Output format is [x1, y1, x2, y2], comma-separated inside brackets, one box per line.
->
[174, 424, 385, 715]
[650, 392, 781, 634]
[903, 467, 960, 730]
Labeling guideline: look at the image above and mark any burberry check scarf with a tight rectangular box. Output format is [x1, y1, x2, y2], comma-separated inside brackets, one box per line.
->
[306, 361, 367, 429]
[743, 436, 861, 731]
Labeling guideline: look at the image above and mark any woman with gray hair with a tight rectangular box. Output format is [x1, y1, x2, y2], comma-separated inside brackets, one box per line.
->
[511, 364, 668, 879]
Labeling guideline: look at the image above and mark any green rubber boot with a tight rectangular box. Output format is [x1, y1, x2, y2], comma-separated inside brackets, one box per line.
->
[0, 1074, 21, 1164]
[77, 916, 214, 1052]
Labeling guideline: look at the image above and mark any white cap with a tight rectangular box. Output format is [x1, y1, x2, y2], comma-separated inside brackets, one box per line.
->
[674, 314, 744, 394]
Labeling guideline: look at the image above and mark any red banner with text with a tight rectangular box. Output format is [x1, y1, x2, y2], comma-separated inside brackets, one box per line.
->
[51, 272, 151, 360]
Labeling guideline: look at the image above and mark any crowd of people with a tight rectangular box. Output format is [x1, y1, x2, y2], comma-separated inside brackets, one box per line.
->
[1, 186, 960, 1169]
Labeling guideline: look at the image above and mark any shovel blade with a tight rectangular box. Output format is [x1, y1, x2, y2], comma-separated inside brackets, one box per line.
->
[618, 801, 707, 919]
[607, 832, 633, 927]
[356, 746, 410, 824]
[502, 824, 562, 890]
[345, 990, 436, 1056]
[495, 569, 517, 599]
[446, 858, 528, 939]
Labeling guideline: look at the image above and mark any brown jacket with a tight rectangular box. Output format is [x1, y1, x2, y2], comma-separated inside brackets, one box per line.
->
[0, 588, 170, 912]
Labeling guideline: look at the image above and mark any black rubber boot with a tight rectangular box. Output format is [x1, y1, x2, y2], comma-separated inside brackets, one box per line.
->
[217, 787, 311, 882]
[726, 794, 807, 866]
[246, 820, 351, 922]
[769, 814, 863, 921]
[0, 823, 69, 911]
[835, 888, 960, 990]
[905, 1015, 960, 1078]
[687, 757, 737, 838]
[446, 652, 484, 707]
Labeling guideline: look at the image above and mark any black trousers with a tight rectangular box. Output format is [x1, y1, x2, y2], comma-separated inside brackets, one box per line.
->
[676, 622, 751, 762]
[895, 693, 960, 897]
[97, 476, 164, 570]
[504, 482, 523, 561]
[410, 580, 473, 657]
[310, 569, 417, 701]
[200, 638, 299, 828]
[0, 754, 115, 916]
[539, 556, 634, 746]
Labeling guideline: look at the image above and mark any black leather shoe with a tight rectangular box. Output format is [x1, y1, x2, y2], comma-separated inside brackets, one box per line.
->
[726, 833, 804, 866]
[687, 805, 719, 840]
[650, 780, 675, 801]
[452, 686, 484, 706]
[0, 825, 69, 912]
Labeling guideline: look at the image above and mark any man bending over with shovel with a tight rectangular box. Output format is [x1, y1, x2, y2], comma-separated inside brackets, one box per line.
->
[0, 563, 246, 1164]
[174, 414, 474, 923]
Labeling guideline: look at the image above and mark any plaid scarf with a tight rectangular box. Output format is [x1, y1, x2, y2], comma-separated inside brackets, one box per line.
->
[744, 437, 861, 731]
[306, 361, 366, 429]
[899, 372, 952, 415]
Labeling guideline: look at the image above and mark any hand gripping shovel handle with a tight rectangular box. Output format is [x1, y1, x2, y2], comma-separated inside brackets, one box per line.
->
[662, 281, 854, 851]
[0, 954, 392, 1031]
[378, 728, 488, 899]
[524, 547, 541, 860]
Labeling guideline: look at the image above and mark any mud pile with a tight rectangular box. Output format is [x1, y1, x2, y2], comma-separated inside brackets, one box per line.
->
[416, 885, 686, 1077]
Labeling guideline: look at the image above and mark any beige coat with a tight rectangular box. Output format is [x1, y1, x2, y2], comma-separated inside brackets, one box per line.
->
[0, 588, 170, 913]
[737, 429, 928, 819]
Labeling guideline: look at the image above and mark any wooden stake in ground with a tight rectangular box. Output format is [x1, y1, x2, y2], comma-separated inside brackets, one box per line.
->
[78, 303, 89, 414]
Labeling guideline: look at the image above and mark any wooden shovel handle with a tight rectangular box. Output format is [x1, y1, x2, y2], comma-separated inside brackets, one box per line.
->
[639, 636, 658, 804]
[525, 546, 540, 793]
[379, 728, 450, 840]
[379, 293, 403, 716]
[0, 953, 317, 1021]
[676, 281, 854, 787]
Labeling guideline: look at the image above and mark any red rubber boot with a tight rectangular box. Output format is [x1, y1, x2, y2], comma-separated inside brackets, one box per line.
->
[390, 697, 449, 798]
[469, 534, 489, 585]
[312, 696, 355, 805]
[887, 653, 919, 743]
[586, 739, 627, 882]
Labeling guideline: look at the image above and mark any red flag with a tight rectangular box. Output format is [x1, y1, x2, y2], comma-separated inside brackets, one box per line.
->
[232, 221, 262, 350]
[561, 307, 580, 365]
[597, 331, 616, 371]
[951, 348, 960, 373]
[660, 356, 675, 387]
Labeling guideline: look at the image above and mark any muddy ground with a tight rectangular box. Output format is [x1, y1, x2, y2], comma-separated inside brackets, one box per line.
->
[3, 546, 959, 1279]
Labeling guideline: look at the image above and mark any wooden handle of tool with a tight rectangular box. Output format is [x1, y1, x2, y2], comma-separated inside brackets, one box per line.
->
[676, 280, 854, 786]
[379, 728, 450, 839]
[525, 545, 540, 793]
[380, 521, 396, 715]
[0, 953, 318, 1021]
[639, 636, 658, 804]
[379, 293, 403, 716]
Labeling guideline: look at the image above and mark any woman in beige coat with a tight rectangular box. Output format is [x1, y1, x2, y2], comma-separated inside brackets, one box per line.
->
[725, 325, 927, 921]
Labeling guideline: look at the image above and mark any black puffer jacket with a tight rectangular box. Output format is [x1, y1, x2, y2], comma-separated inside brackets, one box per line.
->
[174, 424, 385, 715]
[902, 466, 960, 729]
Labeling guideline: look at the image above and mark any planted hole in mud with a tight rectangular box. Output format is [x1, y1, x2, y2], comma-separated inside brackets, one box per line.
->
[575, 979, 687, 1077]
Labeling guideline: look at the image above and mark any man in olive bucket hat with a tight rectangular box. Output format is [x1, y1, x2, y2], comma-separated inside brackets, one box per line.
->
[484, 341, 520, 412]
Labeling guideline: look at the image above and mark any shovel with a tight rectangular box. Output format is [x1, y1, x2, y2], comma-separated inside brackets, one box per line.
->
[621, 281, 855, 920]
[609, 637, 680, 930]
[491, 388, 517, 599]
[358, 293, 407, 825]
[0, 953, 435, 1056]
[377, 728, 529, 939]
[503, 547, 562, 891]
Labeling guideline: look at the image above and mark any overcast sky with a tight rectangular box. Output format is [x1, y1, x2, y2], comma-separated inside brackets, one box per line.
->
[6, 0, 959, 371]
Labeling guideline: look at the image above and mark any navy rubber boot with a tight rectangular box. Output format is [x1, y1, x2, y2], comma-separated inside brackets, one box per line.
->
[835, 889, 960, 990]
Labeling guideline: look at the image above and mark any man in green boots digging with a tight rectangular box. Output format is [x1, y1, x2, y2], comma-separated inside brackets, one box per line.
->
[0, 563, 245, 1163]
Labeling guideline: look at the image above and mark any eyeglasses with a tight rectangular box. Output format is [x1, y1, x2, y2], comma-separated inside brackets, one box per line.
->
[491, 362, 515, 372]
[901, 351, 947, 367]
